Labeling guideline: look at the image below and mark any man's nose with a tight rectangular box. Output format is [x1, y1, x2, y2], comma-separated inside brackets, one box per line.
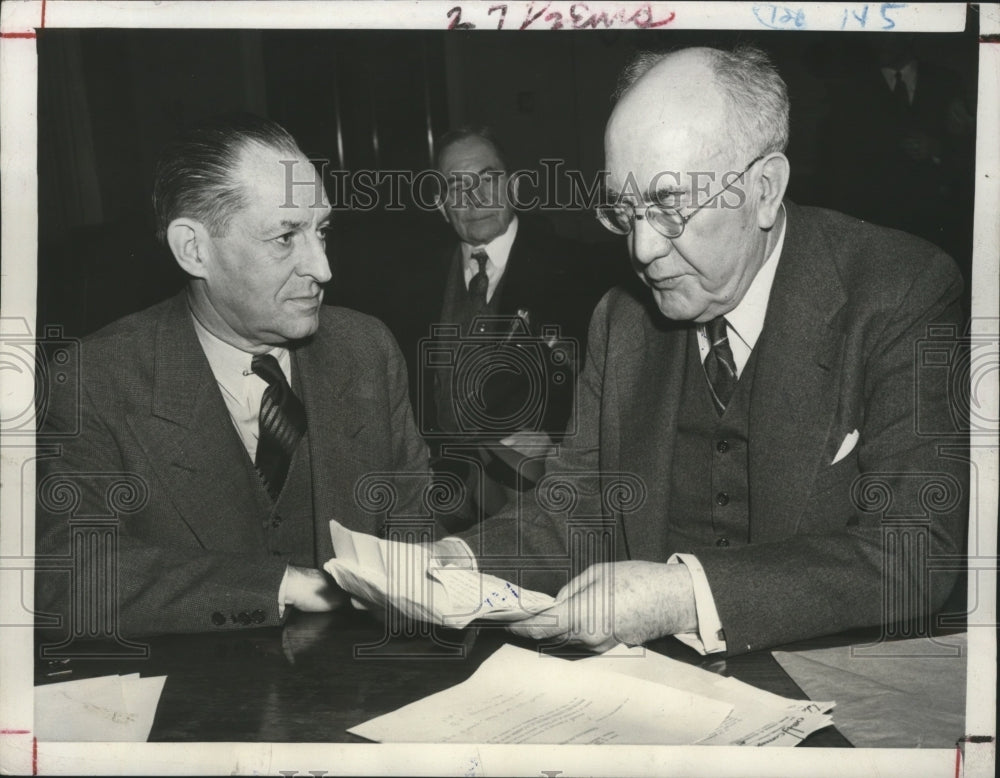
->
[630, 216, 672, 269]
[300, 232, 333, 284]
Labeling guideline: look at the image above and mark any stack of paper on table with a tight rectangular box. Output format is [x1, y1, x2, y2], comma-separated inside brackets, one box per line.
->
[324, 520, 555, 628]
[582, 644, 834, 746]
[349, 644, 834, 746]
[34, 674, 166, 741]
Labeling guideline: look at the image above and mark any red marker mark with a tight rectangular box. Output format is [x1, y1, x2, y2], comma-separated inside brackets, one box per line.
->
[954, 744, 961, 778]
[0, 0, 44, 39]
[0, 729, 31, 734]
[33, 736, 38, 776]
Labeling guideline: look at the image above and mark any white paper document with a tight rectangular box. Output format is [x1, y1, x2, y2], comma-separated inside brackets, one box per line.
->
[349, 644, 733, 744]
[35, 673, 167, 742]
[324, 520, 556, 628]
[582, 644, 835, 746]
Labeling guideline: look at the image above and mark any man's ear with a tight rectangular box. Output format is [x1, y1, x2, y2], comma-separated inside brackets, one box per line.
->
[166, 218, 211, 279]
[755, 153, 790, 230]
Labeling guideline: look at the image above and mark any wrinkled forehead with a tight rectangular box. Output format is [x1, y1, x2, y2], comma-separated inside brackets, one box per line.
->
[438, 137, 504, 177]
[237, 143, 329, 213]
[605, 59, 731, 194]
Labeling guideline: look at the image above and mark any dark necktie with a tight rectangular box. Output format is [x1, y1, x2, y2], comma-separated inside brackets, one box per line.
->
[251, 353, 306, 500]
[468, 250, 489, 309]
[893, 70, 910, 111]
[703, 317, 738, 415]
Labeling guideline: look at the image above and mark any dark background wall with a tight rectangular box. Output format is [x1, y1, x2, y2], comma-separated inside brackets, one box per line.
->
[36, 21, 979, 337]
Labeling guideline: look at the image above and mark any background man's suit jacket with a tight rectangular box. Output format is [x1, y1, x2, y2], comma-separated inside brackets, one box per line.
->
[36, 293, 432, 637]
[462, 203, 968, 655]
[394, 215, 609, 440]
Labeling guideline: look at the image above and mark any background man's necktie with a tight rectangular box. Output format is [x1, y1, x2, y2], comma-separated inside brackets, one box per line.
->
[893, 70, 910, 111]
[468, 250, 489, 309]
[252, 353, 306, 500]
[703, 316, 738, 415]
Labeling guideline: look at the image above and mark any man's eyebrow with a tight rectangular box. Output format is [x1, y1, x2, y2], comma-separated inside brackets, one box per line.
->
[447, 166, 499, 182]
[648, 182, 688, 203]
[275, 218, 309, 231]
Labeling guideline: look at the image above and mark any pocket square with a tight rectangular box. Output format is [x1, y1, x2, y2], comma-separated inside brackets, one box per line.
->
[831, 429, 860, 465]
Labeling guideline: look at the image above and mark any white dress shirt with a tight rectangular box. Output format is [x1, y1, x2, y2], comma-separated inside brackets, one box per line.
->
[669, 208, 787, 655]
[461, 214, 519, 303]
[191, 315, 292, 463]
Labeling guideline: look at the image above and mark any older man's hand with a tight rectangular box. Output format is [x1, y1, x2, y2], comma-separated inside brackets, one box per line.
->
[507, 561, 697, 653]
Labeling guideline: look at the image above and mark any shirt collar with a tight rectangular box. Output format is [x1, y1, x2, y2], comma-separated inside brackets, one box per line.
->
[723, 205, 787, 354]
[191, 312, 291, 393]
[881, 60, 917, 92]
[462, 213, 519, 272]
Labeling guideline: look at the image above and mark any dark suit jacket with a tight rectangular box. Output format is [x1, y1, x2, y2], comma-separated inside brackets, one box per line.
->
[399, 215, 607, 440]
[463, 203, 967, 654]
[35, 293, 432, 637]
[821, 60, 974, 258]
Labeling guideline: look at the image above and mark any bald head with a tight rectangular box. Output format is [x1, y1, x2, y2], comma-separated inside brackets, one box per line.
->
[608, 49, 732, 175]
[610, 45, 789, 167]
[601, 45, 791, 323]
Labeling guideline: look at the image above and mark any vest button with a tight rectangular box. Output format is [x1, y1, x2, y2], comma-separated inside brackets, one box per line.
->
[715, 491, 730, 506]
[716, 440, 730, 453]
[271, 550, 282, 556]
[716, 537, 730, 547]
[211, 611, 226, 626]
[271, 514, 282, 529]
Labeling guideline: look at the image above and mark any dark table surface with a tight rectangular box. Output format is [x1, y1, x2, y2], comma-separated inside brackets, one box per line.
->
[35, 610, 862, 746]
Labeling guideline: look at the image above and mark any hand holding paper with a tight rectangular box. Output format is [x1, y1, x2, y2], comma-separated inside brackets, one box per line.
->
[508, 561, 698, 652]
[323, 520, 555, 628]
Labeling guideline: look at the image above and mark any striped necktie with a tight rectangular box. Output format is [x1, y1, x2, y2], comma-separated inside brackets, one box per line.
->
[251, 353, 306, 500]
[703, 317, 738, 415]
[468, 249, 489, 309]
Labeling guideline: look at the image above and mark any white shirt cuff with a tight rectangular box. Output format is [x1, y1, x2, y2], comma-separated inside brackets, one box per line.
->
[277, 564, 289, 618]
[667, 553, 727, 654]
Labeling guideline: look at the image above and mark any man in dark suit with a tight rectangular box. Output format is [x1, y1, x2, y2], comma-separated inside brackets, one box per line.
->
[820, 34, 976, 277]
[457, 46, 967, 655]
[35, 115, 448, 638]
[407, 128, 605, 523]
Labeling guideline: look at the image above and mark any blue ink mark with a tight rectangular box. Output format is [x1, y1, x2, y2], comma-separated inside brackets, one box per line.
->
[880, 2, 905, 30]
[752, 4, 806, 30]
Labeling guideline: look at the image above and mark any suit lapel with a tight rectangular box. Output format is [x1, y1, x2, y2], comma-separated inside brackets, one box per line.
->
[293, 324, 371, 553]
[130, 294, 268, 551]
[749, 204, 848, 540]
[494, 229, 532, 316]
[617, 309, 689, 558]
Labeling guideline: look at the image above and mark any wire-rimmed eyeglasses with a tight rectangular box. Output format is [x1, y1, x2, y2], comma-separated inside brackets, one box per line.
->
[595, 155, 765, 239]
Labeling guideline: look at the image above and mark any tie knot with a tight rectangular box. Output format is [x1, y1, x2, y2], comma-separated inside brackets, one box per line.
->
[471, 250, 489, 274]
[251, 353, 286, 387]
[706, 316, 728, 345]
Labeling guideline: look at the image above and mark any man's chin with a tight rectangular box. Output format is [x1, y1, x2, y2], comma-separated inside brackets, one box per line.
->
[651, 289, 702, 322]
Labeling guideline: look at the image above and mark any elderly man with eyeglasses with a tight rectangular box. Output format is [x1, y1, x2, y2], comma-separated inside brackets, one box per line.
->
[457, 45, 968, 656]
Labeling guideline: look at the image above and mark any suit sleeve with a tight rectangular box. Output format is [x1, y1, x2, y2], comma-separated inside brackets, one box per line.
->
[458, 292, 615, 593]
[696, 257, 968, 654]
[35, 377, 289, 639]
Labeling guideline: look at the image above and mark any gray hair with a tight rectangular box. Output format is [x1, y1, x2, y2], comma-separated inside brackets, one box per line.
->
[614, 45, 790, 161]
[152, 113, 302, 244]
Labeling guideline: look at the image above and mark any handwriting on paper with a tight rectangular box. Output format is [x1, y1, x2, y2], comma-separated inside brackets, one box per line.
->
[446, 3, 675, 31]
